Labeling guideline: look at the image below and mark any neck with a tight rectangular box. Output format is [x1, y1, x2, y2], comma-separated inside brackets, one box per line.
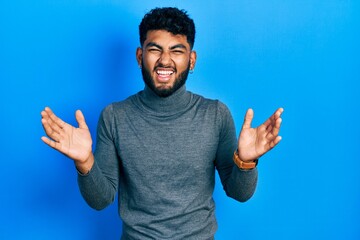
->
[137, 85, 192, 115]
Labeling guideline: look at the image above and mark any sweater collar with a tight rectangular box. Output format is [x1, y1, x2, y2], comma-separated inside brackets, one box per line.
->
[137, 85, 192, 115]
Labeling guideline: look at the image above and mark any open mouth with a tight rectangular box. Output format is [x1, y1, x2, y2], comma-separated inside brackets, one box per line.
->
[156, 69, 174, 76]
[155, 68, 175, 82]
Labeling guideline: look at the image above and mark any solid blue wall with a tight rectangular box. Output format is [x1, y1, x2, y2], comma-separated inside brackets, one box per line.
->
[1, 1, 359, 239]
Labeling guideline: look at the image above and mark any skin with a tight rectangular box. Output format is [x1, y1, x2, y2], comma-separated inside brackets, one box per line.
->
[238, 108, 283, 162]
[136, 30, 197, 97]
[41, 108, 94, 173]
[41, 30, 284, 173]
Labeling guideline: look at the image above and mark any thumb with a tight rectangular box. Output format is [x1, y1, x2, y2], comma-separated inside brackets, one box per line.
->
[242, 108, 254, 129]
[75, 110, 89, 130]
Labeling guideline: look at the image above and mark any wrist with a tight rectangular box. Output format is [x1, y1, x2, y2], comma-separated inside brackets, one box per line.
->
[75, 153, 94, 175]
[233, 150, 258, 170]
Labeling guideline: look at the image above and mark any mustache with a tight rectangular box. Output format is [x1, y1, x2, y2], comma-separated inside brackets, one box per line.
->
[154, 63, 176, 72]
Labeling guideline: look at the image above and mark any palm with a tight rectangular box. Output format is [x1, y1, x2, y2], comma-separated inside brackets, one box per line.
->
[41, 107, 92, 163]
[237, 108, 283, 162]
[56, 122, 92, 161]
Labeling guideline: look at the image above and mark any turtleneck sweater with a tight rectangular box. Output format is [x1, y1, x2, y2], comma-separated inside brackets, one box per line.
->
[77, 85, 258, 240]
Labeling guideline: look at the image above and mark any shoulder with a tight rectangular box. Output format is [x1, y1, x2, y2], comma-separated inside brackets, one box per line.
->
[96, 99, 130, 129]
[191, 92, 232, 116]
[101, 93, 138, 115]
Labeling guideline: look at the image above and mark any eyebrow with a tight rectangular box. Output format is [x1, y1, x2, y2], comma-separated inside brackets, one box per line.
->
[145, 42, 188, 50]
[170, 44, 187, 50]
[145, 42, 163, 50]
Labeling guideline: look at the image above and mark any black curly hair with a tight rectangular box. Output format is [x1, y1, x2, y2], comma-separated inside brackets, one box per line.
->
[139, 7, 196, 49]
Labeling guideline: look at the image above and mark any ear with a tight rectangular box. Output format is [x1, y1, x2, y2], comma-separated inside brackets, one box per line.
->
[136, 47, 143, 67]
[190, 50, 197, 70]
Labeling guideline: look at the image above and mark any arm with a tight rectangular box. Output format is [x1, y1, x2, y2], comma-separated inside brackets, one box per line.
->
[215, 105, 284, 202]
[229, 107, 284, 201]
[41, 106, 118, 210]
[77, 105, 120, 210]
[215, 103, 258, 202]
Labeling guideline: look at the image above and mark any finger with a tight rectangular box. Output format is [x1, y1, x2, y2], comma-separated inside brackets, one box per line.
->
[265, 118, 282, 142]
[41, 111, 63, 133]
[75, 110, 89, 130]
[242, 108, 254, 130]
[41, 110, 54, 129]
[270, 117, 282, 137]
[263, 113, 275, 128]
[278, 107, 284, 115]
[274, 107, 284, 119]
[45, 107, 66, 129]
[41, 111, 63, 138]
[41, 136, 63, 152]
[269, 136, 282, 149]
[263, 107, 283, 128]
[265, 122, 273, 133]
[41, 117, 61, 141]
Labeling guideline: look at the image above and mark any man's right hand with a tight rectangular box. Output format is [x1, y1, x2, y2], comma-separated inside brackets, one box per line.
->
[41, 107, 94, 174]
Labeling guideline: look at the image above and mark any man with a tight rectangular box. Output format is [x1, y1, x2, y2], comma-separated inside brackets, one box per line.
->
[41, 7, 283, 239]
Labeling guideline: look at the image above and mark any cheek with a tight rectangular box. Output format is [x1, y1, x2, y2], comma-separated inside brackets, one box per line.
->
[143, 56, 157, 70]
[175, 58, 190, 70]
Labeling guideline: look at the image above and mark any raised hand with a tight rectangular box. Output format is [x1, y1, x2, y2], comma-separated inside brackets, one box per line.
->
[41, 107, 94, 173]
[237, 108, 283, 162]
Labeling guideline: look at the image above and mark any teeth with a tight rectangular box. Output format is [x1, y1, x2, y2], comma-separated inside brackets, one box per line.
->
[157, 70, 173, 75]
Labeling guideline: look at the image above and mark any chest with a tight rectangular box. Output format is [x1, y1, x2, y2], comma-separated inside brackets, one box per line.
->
[113, 107, 221, 184]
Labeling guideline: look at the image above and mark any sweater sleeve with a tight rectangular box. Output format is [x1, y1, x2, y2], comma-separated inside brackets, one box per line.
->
[77, 104, 119, 210]
[214, 102, 258, 202]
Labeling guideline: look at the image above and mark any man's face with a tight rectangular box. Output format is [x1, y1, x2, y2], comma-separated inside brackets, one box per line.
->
[136, 30, 197, 97]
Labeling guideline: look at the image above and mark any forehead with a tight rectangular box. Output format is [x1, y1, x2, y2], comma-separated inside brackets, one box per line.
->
[144, 30, 190, 48]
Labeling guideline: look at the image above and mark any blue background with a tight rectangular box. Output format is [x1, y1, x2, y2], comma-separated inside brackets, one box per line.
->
[1, 1, 359, 239]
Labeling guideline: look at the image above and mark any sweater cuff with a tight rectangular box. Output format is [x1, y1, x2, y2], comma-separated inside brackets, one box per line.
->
[76, 160, 96, 177]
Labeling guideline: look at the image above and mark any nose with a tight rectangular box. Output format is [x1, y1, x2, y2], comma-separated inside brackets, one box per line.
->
[158, 51, 172, 66]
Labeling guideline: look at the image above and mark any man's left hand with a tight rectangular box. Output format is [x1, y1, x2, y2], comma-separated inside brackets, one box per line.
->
[237, 108, 284, 162]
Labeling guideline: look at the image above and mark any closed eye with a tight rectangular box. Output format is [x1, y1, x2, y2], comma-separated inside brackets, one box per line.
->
[148, 48, 161, 52]
[171, 49, 185, 54]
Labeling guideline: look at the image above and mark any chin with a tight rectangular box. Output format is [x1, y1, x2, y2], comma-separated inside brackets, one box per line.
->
[142, 64, 189, 97]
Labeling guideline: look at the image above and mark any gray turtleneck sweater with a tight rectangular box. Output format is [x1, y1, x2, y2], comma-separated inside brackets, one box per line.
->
[78, 86, 258, 239]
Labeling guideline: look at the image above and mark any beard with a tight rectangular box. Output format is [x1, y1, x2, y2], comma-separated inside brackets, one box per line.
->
[141, 61, 190, 98]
